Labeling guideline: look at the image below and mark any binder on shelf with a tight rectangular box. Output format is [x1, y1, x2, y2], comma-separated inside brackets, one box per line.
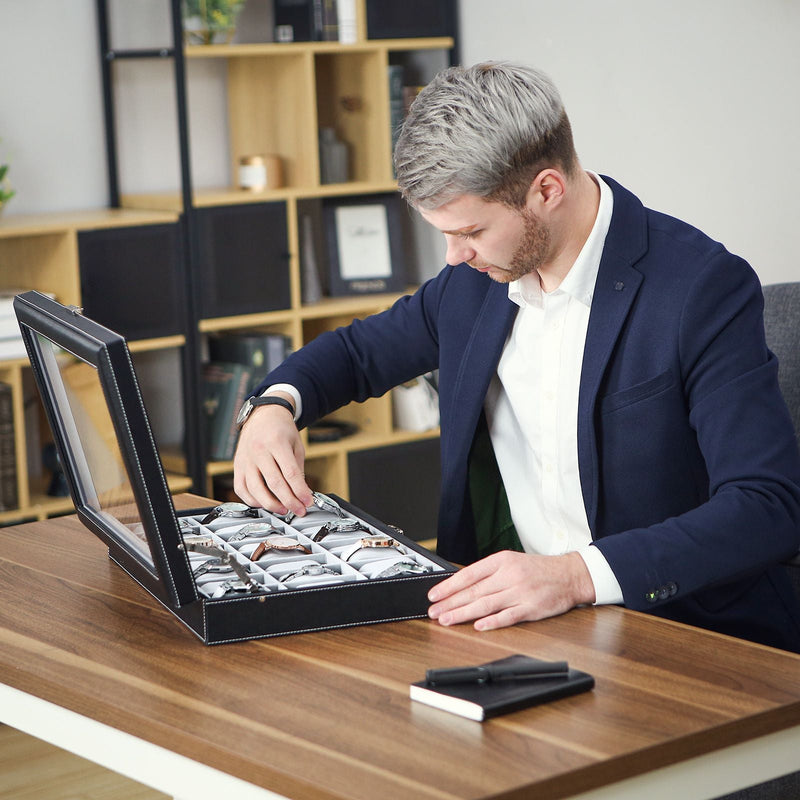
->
[207, 332, 292, 391]
[273, 0, 337, 42]
[388, 64, 404, 175]
[201, 361, 253, 462]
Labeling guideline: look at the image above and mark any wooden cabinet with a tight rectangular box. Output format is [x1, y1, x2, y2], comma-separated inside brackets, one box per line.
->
[193, 202, 290, 318]
[0, 4, 454, 527]
[119, 23, 453, 504]
[0, 210, 193, 524]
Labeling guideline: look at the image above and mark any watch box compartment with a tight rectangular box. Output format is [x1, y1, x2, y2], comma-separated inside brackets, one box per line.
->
[14, 291, 455, 645]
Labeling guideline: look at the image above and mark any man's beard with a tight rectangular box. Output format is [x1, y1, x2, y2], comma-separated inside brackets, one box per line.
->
[469, 209, 551, 284]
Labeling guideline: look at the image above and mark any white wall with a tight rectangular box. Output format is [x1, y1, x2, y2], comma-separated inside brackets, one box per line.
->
[459, 0, 800, 285]
[1, 0, 797, 285]
[0, 1, 108, 212]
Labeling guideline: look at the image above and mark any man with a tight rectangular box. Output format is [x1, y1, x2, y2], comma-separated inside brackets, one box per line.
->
[233, 62, 800, 652]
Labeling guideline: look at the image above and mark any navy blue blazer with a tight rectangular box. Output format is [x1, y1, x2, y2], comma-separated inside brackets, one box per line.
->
[261, 177, 800, 651]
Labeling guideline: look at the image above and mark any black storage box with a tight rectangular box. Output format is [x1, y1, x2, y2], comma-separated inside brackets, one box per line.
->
[14, 291, 455, 644]
[194, 202, 291, 319]
[78, 223, 183, 340]
[366, 0, 456, 39]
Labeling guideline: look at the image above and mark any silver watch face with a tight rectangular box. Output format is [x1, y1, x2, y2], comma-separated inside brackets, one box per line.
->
[236, 397, 253, 427]
[218, 502, 251, 516]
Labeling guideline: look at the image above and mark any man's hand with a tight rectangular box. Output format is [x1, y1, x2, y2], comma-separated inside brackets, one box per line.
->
[427, 550, 596, 631]
[233, 397, 313, 517]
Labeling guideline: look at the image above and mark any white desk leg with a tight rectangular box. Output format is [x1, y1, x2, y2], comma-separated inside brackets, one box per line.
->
[566, 724, 800, 800]
[0, 684, 287, 800]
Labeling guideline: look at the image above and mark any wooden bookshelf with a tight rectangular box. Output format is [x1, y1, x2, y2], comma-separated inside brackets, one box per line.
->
[0, 4, 455, 524]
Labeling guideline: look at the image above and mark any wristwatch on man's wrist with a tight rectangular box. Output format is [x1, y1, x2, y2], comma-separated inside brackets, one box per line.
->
[236, 395, 295, 430]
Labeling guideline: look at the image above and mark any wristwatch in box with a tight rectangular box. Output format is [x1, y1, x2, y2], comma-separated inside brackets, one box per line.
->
[201, 502, 259, 526]
[15, 291, 457, 645]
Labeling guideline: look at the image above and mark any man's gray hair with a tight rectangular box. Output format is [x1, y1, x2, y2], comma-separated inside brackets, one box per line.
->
[394, 61, 575, 210]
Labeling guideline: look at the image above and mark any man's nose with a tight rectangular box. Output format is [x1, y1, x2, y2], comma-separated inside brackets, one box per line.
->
[445, 236, 475, 266]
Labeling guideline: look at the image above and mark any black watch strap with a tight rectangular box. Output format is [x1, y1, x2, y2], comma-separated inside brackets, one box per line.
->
[251, 395, 295, 417]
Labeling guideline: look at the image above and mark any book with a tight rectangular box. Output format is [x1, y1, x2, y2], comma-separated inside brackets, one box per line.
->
[320, 0, 338, 41]
[0, 338, 28, 361]
[0, 288, 56, 319]
[273, 0, 314, 41]
[207, 332, 292, 391]
[409, 654, 594, 721]
[0, 382, 18, 511]
[0, 289, 55, 361]
[201, 361, 253, 461]
[273, 0, 336, 41]
[388, 64, 404, 175]
[0, 314, 22, 340]
[337, 0, 356, 43]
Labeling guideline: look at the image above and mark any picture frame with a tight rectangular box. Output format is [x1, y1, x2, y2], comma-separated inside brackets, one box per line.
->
[323, 194, 407, 296]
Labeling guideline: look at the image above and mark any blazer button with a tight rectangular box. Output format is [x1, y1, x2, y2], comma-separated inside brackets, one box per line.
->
[645, 589, 658, 603]
[666, 581, 678, 596]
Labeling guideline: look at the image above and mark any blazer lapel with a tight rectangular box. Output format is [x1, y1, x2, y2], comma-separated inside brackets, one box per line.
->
[578, 178, 648, 535]
[446, 280, 517, 478]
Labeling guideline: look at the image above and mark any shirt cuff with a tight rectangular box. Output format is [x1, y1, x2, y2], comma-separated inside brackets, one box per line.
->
[263, 384, 302, 423]
[577, 545, 624, 606]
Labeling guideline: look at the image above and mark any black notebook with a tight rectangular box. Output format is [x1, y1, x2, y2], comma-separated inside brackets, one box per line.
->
[409, 654, 594, 721]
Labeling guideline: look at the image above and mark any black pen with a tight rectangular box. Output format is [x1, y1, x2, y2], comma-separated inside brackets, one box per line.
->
[425, 660, 569, 686]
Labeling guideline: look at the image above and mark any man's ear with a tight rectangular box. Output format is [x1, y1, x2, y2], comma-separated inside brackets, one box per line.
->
[526, 169, 566, 212]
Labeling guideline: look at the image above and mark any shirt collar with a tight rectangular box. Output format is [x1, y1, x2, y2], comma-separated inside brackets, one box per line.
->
[508, 172, 614, 309]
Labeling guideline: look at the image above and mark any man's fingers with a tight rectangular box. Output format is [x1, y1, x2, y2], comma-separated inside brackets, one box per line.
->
[427, 554, 501, 603]
[257, 452, 309, 516]
[431, 585, 519, 627]
[427, 551, 588, 631]
[473, 607, 530, 631]
[234, 459, 289, 513]
[233, 444, 306, 515]
[276, 444, 314, 509]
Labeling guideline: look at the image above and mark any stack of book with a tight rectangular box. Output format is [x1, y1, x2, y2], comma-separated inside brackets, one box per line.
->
[387, 65, 425, 175]
[202, 331, 293, 461]
[0, 382, 18, 511]
[0, 289, 28, 361]
[273, 0, 354, 42]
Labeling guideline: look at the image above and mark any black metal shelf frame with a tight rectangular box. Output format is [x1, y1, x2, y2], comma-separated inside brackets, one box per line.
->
[95, 0, 206, 493]
[94, 0, 460, 501]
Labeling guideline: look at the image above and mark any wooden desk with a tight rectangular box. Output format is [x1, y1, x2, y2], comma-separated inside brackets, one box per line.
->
[1, 498, 799, 800]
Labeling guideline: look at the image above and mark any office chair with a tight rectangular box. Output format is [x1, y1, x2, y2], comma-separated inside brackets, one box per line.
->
[762, 282, 800, 601]
[713, 283, 800, 800]
[763, 282, 800, 441]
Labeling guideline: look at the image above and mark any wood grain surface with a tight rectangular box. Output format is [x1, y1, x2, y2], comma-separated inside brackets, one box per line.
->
[1, 497, 799, 800]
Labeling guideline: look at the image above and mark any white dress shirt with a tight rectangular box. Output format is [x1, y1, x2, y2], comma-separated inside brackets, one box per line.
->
[484, 173, 624, 605]
[269, 174, 623, 604]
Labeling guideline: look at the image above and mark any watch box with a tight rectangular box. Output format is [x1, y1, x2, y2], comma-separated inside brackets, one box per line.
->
[13, 291, 456, 645]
